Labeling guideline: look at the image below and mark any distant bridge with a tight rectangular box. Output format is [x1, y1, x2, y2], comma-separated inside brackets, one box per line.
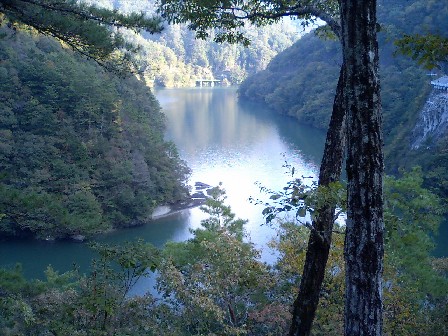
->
[195, 79, 222, 87]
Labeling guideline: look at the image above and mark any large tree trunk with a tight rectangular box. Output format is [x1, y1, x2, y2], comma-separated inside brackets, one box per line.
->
[289, 64, 346, 336]
[340, 1, 384, 335]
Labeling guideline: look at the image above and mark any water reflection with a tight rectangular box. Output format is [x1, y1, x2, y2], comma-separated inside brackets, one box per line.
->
[157, 87, 325, 261]
[1, 87, 327, 285]
[160, 88, 279, 158]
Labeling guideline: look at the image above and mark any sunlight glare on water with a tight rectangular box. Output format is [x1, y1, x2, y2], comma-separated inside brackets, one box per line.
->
[0, 87, 326, 294]
[157, 87, 323, 262]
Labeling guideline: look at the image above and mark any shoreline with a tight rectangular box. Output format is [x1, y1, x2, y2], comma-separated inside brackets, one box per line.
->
[151, 181, 213, 220]
[0, 182, 214, 243]
[150, 198, 207, 220]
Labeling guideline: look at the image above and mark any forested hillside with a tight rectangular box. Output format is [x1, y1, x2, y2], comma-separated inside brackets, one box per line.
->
[1, 184, 447, 335]
[0, 1, 447, 334]
[239, 0, 448, 197]
[88, 0, 300, 86]
[0, 25, 190, 240]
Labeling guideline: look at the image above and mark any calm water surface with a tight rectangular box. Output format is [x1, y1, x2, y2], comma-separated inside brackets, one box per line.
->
[3, 87, 443, 293]
[0, 87, 325, 288]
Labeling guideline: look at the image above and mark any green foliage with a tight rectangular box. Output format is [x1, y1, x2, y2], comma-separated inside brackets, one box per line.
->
[251, 162, 346, 225]
[0, 264, 39, 296]
[384, 167, 447, 296]
[239, 34, 341, 129]
[395, 33, 448, 70]
[391, 0, 448, 71]
[0, 173, 447, 334]
[140, 0, 339, 86]
[0, 26, 190, 239]
[157, 187, 281, 335]
[402, 132, 448, 199]
[0, 184, 108, 238]
[267, 167, 447, 335]
[89, 240, 159, 297]
[270, 221, 345, 334]
[50, 0, 301, 86]
[0, 242, 162, 335]
[0, 264, 78, 335]
[239, 0, 448, 200]
[199, 183, 247, 240]
[382, 168, 448, 336]
[128, 19, 300, 86]
[159, 235, 272, 334]
[254, 176, 318, 224]
[158, 0, 338, 46]
[75, 240, 159, 333]
[0, 0, 163, 72]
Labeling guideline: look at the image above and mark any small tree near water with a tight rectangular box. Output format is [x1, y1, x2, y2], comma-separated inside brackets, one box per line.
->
[200, 183, 247, 240]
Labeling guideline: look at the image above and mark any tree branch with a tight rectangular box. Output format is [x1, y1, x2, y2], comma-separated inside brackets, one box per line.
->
[1, 0, 162, 33]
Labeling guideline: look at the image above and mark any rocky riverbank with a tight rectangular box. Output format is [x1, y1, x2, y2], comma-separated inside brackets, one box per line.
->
[151, 182, 213, 220]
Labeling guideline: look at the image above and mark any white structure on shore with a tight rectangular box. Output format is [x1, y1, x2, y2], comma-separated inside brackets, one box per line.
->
[431, 76, 448, 90]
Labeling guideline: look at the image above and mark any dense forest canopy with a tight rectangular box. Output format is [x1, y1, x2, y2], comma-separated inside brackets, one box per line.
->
[81, 0, 302, 86]
[0, 182, 447, 335]
[140, 21, 301, 86]
[0, 0, 309, 86]
[0, 24, 190, 239]
[0, 0, 163, 72]
[239, 0, 448, 198]
[0, 0, 446, 334]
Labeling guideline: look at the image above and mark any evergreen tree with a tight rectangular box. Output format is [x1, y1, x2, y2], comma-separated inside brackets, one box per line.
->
[0, 27, 190, 239]
[0, 0, 162, 72]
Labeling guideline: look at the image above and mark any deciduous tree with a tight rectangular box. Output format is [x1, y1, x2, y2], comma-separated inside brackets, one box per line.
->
[159, 1, 384, 335]
[340, 1, 383, 334]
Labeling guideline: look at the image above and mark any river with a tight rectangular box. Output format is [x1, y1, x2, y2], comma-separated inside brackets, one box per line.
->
[0, 87, 326, 288]
[1, 87, 445, 294]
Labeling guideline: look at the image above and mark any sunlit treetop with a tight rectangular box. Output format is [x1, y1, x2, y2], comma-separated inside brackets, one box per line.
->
[0, 0, 163, 71]
[158, 0, 341, 45]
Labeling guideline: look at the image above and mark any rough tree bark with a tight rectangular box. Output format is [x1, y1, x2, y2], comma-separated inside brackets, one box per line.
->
[341, 0, 384, 335]
[159, 2, 384, 334]
[289, 63, 346, 336]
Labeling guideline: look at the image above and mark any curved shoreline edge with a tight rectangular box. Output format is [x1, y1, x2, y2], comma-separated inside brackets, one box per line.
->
[150, 181, 213, 220]
[150, 198, 207, 220]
